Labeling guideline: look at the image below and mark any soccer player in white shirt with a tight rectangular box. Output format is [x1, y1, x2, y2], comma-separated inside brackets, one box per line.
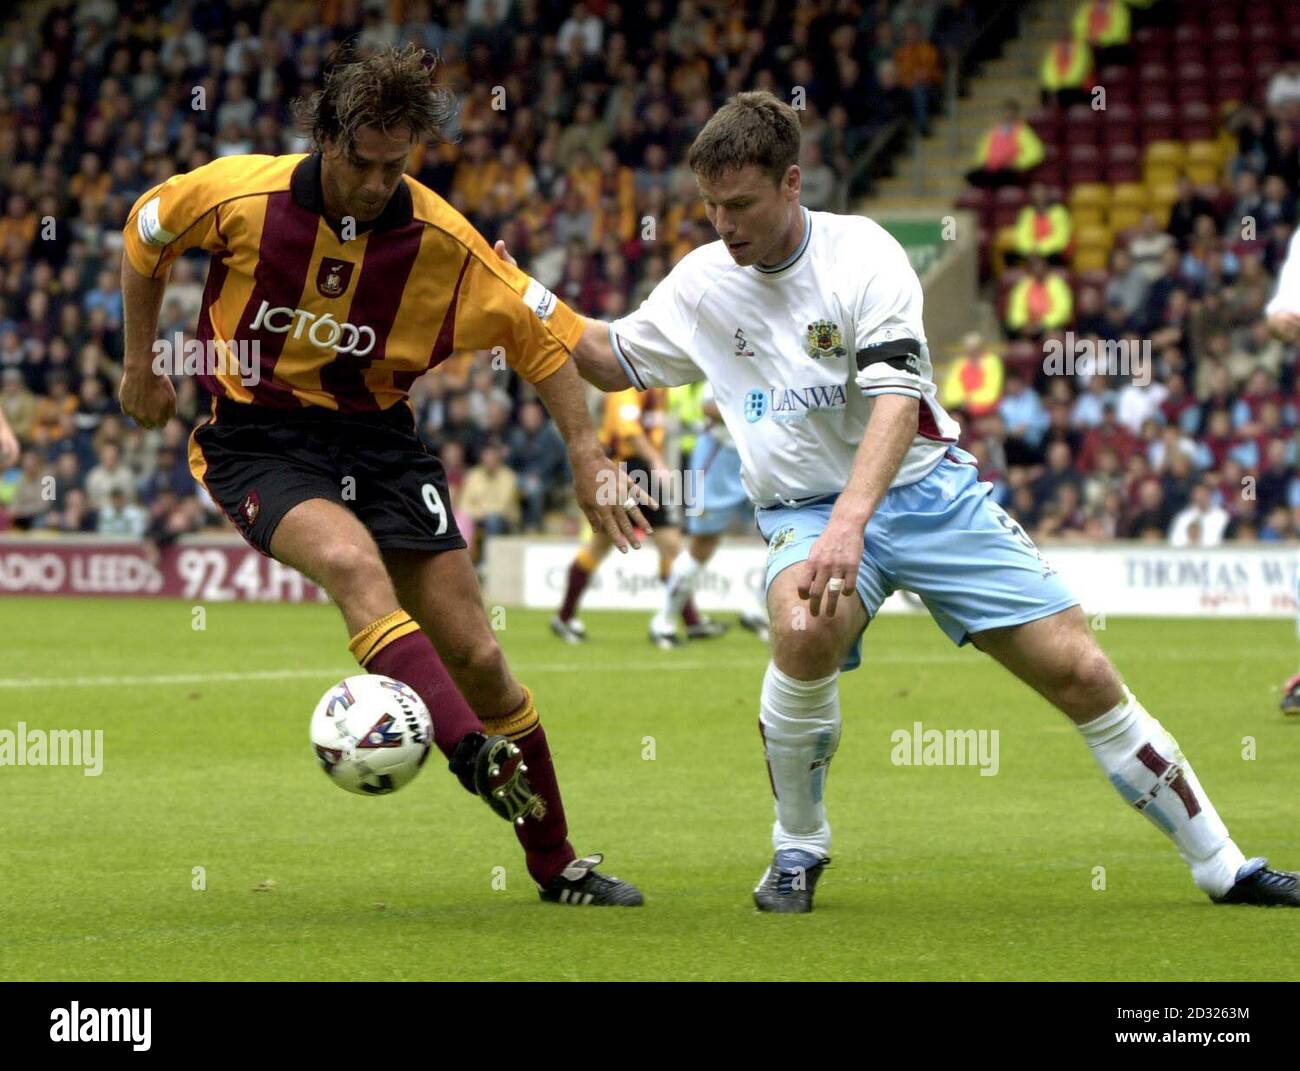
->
[498, 92, 1300, 910]
[1264, 227, 1300, 713]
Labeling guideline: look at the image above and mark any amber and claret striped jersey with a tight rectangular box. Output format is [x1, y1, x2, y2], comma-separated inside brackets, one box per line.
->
[123, 152, 583, 412]
[600, 387, 667, 462]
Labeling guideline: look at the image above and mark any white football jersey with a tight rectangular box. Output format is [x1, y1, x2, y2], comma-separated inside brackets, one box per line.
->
[1266, 228, 1300, 316]
[610, 207, 960, 507]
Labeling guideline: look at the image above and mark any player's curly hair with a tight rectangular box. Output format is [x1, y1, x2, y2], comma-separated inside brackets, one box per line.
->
[292, 43, 459, 151]
[687, 90, 801, 185]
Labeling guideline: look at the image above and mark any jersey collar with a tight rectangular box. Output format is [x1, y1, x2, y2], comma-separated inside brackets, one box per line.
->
[291, 152, 414, 237]
[753, 206, 811, 275]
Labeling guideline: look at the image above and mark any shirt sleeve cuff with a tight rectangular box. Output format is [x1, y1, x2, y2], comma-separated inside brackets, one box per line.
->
[609, 325, 646, 389]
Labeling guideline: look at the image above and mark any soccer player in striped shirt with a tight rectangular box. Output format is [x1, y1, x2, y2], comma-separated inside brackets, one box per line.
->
[117, 46, 647, 906]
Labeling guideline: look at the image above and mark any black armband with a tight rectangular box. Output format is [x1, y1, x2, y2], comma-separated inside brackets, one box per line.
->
[855, 338, 922, 375]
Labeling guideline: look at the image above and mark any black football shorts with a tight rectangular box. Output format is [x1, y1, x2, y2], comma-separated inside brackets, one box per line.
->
[190, 399, 467, 557]
[624, 455, 683, 530]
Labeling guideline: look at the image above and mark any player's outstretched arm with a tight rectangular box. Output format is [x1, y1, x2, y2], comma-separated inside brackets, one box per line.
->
[491, 239, 629, 391]
[572, 316, 635, 391]
[118, 258, 177, 429]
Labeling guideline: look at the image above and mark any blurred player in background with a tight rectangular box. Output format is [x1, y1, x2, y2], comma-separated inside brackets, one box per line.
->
[655, 382, 770, 644]
[551, 384, 727, 648]
[118, 45, 645, 906]
[1264, 226, 1300, 714]
[0, 406, 17, 469]
[553, 90, 1300, 912]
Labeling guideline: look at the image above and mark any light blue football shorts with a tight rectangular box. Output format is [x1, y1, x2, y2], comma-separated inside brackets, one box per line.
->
[755, 447, 1080, 670]
[685, 432, 753, 536]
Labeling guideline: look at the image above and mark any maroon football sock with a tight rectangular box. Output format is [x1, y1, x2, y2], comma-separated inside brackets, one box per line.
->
[483, 689, 575, 886]
[682, 596, 701, 627]
[558, 558, 591, 621]
[350, 613, 483, 760]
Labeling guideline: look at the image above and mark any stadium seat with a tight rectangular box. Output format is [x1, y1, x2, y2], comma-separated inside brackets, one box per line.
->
[1076, 267, 1111, 292]
[1186, 139, 1224, 163]
[1109, 204, 1145, 232]
[1104, 143, 1142, 184]
[1179, 101, 1216, 142]
[1072, 222, 1113, 271]
[1111, 181, 1149, 209]
[1065, 105, 1100, 146]
[1070, 183, 1111, 210]
[1026, 108, 1063, 145]
[1005, 340, 1040, 378]
[1066, 144, 1104, 184]
[1147, 181, 1180, 220]
[1134, 25, 1172, 51]
[1101, 102, 1138, 143]
[1185, 140, 1223, 185]
[1145, 141, 1186, 173]
[993, 186, 1028, 229]
[1141, 103, 1178, 142]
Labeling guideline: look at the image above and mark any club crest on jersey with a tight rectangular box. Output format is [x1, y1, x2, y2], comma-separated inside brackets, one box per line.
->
[804, 320, 846, 359]
[316, 258, 354, 298]
[240, 490, 261, 526]
[767, 525, 796, 558]
[733, 328, 755, 358]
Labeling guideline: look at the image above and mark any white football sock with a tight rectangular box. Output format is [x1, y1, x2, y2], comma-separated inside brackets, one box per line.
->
[660, 549, 701, 627]
[1078, 686, 1245, 897]
[759, 661, 840, 859]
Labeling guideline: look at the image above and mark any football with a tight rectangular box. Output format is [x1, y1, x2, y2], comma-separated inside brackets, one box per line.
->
[309, 675, 434, 795]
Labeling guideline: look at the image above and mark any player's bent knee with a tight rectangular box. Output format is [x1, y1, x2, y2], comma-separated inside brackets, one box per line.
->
[313, 540, 390, 597]
[771, 613, 851, 679]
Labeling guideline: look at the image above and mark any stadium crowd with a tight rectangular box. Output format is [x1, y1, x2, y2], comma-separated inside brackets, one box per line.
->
[0, 0, 1293, 553]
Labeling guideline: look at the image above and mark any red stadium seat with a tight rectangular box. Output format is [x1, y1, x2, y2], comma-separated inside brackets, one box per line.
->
[1005, 340, 1040, 378]
[1134, 25, 1172, 51]
[1173, 24, 1205, 46]
[1138, 63, 1171, 88]
[1096, 65, 1132, 88]
[955, 187, 991, 215]
[1104, 143, 1142, 184]
[1065, 143, 1104, 184]
[993, 186, 1028, 229]
[1172, 43, 1206, 67]
[1065, 105, 1100, 145]
[1026, 108, 1063, 145]
[1101, 104, 1138, 146]
[1140, 101, 1178, 143]
[1179, 101, 1216, 141]
[1246, 22, 1280, 47]
[1206, 4, 1242, 31]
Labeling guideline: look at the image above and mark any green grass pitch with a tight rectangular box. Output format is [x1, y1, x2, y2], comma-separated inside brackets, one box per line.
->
[0, 596, 1296, 981]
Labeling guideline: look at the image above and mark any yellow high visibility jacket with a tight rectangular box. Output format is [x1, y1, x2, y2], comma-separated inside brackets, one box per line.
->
[940, 352, 1006, 416]
[1006, 275, 1073, 332]
[1041, 40, 1094, 92]
[1013, 204, 1072, 257]
[1073, 1, 1131, 48]
[973, 121, 1045, 172]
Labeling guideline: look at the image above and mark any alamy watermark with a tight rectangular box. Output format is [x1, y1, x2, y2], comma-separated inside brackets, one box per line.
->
[1043, 332, 1151, 386]
[890, 721, 1000, 776]
[152, 331, 260, 386]
[0, 723, 103, 775]
[595, 463, 702, 517]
